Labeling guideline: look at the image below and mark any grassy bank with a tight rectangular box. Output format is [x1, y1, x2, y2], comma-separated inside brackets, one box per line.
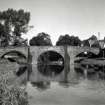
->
[0, 75, 29, 105]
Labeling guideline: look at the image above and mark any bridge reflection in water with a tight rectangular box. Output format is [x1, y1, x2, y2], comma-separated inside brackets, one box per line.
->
[30, 61, 105, 90]
[75, 48, 105, 81]
[30, 48, 105, 90]
[28, 61, 105, 105]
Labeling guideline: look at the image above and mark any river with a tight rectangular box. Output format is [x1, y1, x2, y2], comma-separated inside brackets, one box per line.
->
[26, 78, 105, 105]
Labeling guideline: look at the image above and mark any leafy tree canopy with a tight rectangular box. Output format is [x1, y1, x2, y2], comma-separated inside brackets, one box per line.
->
[29, 32, 52, 46]
[56, 34, 81, 46]
[0, 8, 30, 35]
[82, 35, 100, 48]
[88, 35, 97, 40]
[0, 8, 30, 46]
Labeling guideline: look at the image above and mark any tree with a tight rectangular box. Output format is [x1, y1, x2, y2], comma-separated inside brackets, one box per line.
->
[82, 35, 100, 48]
[56, 34, 81, 46]
[88, 35, 97, 47]
[29, 32, 52, 46]
[91, 41, 100, 48]
[82, 39, 90, 47]
[0, 23, 8, 46]
[0, 8, 30, 46]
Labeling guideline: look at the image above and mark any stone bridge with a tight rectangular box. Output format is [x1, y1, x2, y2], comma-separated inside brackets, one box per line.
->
[0, 46, 99, 83]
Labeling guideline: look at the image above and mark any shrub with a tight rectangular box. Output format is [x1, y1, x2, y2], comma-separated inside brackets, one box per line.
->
[0, 75, 29, 105]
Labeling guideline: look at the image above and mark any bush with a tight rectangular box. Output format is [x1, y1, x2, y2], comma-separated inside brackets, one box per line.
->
[0, 76, 29, 105]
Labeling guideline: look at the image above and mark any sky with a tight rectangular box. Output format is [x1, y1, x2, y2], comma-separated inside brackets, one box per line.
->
[0, 0, 105, 45]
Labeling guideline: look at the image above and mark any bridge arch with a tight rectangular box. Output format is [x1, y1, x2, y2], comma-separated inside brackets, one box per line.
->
[74, 47, 99, 57]
[75, 51, 97, 58]
[37, 50, 64, 77]
[0, 47, 28, 86]
[30, 46, 66, 82]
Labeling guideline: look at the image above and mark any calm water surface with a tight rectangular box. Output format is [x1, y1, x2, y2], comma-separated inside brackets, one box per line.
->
[26, 58, 105, 105]
[26, 79, 105, 105]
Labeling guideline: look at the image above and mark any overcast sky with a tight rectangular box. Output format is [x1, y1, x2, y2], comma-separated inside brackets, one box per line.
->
[0, 0, 105, 45]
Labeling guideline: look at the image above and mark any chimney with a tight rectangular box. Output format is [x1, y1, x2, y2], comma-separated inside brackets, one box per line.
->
[98, 32, 100, 40]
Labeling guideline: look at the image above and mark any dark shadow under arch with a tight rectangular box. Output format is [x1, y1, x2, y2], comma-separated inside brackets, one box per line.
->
[76, 51, 97, 58]
[37, 50, 64, 77]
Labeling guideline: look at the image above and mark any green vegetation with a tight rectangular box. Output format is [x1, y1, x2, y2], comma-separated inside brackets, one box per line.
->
[0, 59, 28, 105]
[0, 75, 29, 105]
[56, 34, 81, 46]
[29, 33, 103, 48]
[82, 35, 100, 48]
[0, 8, 104, 47]
[29, 32, 52, 46]
[0, 8, 30, 46]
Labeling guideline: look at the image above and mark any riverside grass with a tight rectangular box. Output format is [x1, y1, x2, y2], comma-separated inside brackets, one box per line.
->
[0, 72, 29, 105]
